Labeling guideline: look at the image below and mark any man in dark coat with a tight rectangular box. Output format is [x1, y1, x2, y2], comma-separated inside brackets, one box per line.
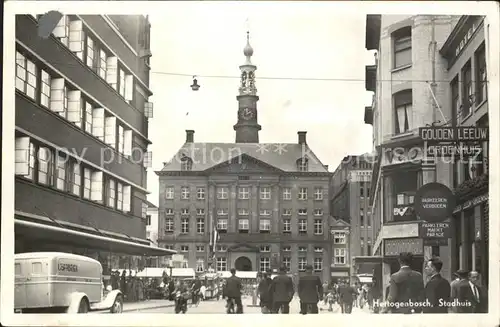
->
[258, 270, 273, 313]
[470, 271, 488, 313]
[269, 266, 294, 314]
[338, 280, 357, 313]
[454, 269, 480, 313]
[191, 277, 202, 305]
[223, 268, 243, 313]
[298, 265, 323, 314]
[423, 257, 451, 313]
[387, 252, 425, 314]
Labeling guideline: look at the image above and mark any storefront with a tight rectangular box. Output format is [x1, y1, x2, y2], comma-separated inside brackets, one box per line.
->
[451, 190, 489, 287]
[15, 211, 176, 278]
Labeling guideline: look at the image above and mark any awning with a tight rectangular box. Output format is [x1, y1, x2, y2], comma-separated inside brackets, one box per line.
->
[15, 218, 176, 256]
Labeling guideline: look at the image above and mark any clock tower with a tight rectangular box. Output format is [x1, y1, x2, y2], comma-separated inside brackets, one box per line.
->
[234, 31, 261, 143]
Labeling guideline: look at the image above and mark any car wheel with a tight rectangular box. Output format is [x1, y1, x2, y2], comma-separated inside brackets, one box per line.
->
[111, 295, 123, 313]
[78, 298, 89, 314]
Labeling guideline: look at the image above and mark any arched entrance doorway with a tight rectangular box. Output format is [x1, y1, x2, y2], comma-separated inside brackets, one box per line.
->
[234, 256, 252, 271]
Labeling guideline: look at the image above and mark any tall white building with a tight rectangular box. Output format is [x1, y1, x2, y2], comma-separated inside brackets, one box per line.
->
[364, 15, 461, 291]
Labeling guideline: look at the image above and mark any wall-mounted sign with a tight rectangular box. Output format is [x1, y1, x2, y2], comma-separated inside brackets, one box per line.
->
[393, 205, 415, 222]
[383, 147, 423, 165]
[419, 127, 489, 143]
[425, 143, 483, 157]
[453, 193, 488, 213]
[455, 22, 478, 57]
[384, 238, 424, 257]
[423, 238, 448, 246]
[414, 183, 456, 222]
[419, 222, 451, 238]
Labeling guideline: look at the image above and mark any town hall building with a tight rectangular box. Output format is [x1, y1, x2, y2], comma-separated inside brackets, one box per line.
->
[156, 32, 334, 282]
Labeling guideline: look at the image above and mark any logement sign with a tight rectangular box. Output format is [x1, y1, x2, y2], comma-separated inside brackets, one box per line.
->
[414, 183, 456, 223]
[419, 127, 489, 143]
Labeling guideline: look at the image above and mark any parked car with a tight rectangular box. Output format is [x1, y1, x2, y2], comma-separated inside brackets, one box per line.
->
[15, 252, 123, 313]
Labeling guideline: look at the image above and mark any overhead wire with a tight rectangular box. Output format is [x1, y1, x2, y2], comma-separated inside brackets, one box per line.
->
[34, 61, 488, 84]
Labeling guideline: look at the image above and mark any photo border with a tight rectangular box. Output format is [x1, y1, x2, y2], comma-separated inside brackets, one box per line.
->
[2, 1, 499, 326]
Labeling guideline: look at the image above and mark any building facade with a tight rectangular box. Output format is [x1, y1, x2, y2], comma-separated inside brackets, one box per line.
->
[364, 15, 461, 288]
[156, 34, 333, 282]
[329, 217, 351, 282]
[146, 201, 159, 246]
[14, 14, 174, 274]
[440, 15, 489, 288]
[330, 155, 374, 278]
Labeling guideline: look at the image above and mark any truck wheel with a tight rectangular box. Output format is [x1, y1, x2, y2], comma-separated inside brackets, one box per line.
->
[111, 295, 123, 313]
[78, 298, 89, 313]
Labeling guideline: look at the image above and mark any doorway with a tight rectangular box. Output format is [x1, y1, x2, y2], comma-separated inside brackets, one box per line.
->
[234, 256, 252, 271]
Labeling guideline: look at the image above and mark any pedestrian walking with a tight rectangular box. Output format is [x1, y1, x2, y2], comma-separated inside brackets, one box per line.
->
[223, 268, 244, 314]
[258, 270, 273, 313]
[423, 257, 451, 313]
[386, 252, 425, 314]
[297, 265, 323, 314]
[338, 280, 356, 314]
[449, 272, 460, 313]
[269, 266, 294, 314]
[191, 277, 202, 306]
[322, 282, 329, 306]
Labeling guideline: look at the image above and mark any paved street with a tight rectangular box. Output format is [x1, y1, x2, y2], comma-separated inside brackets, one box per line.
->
[124, 296, 371, 314]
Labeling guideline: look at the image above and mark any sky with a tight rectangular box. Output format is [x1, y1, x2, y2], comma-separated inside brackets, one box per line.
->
[146, 4, 375, 205]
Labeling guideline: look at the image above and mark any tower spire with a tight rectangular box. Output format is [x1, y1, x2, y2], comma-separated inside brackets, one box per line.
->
[239, 31, 257, 96]
[234, 30, 261, 143]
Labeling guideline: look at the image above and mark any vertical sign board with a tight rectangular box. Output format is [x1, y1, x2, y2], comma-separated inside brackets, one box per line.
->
[414, 183, 455, 245]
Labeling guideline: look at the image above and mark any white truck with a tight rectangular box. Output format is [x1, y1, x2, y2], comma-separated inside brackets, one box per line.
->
[15, 252, 123, 313]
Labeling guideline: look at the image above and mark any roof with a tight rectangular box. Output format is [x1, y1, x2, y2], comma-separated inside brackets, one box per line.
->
[146, 200, 157, 209]
[158, 142, 329, 174]
[330, 216, 350, 228]
[15, 252, 100, 264]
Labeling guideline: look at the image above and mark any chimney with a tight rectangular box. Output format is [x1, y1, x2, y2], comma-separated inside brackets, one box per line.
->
[298, 131, 307, 145]
[185, 130, 195, 143]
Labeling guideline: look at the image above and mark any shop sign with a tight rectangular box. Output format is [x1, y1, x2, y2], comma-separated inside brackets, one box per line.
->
[393, 205, 414, 218]
[455, 22, 479, 57]
[419, 222, 451, 238]
[453, 193, 488, 213]
[423, 239, 448, 246]
[425, 143, 483, 157]
[414, 183, 456, 222]
[419, 127, 488, 143]
[384, 238, 423, 257]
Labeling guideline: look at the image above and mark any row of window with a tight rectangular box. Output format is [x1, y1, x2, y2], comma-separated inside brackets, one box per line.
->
[164, 208, 325, 217]
[206, 254, 347, 273]
[451, 45, 488, 121]
[165, 186, 325, 201]
[359, 182, 371, 198]
[176, 244, 327, 253]
[15, 51, 153, 165]
[14, 136, 148, 218]
[181, 157, 312, 172]
[164, 217, 327, 235]
[50, 16, 138, 104]
[359, 208, 372, 228]
[391, 45, 487, 135]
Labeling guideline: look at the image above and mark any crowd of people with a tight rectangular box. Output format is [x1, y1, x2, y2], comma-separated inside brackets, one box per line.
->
[378, 252, 488, 314]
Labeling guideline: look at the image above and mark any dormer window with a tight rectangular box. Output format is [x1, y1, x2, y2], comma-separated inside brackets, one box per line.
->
[180, 155, 193, 171]
[297, 157, 309, 172]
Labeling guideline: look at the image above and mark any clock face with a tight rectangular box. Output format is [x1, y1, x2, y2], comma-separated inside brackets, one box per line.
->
[242, 107, 254, 120]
